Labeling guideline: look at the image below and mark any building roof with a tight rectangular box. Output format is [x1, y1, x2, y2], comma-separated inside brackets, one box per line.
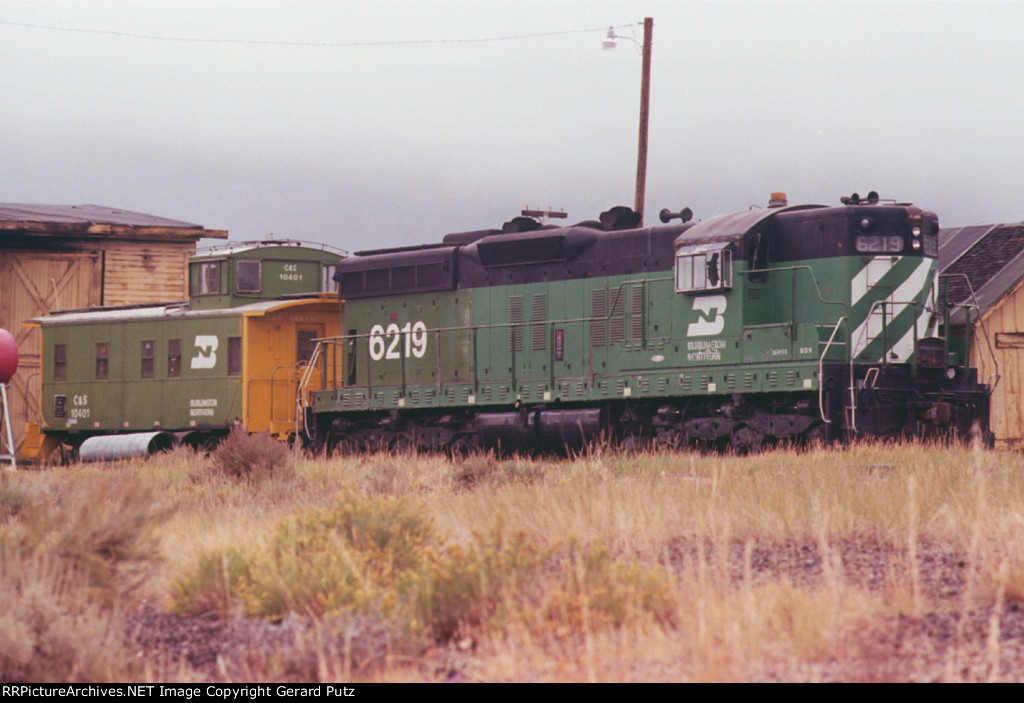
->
[0, 203, 227, 240]
[939, 222, 1024, 324]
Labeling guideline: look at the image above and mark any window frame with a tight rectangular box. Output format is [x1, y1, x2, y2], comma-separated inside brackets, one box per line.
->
[236, 260, 262, 294]
[168, 338, 181, 378]
[54, 344, 67, 382]
[141, 340, 155, 379]
[95, 342, 109, 380]
[674, 244, 733, 293]
[197, 261, 221, 295]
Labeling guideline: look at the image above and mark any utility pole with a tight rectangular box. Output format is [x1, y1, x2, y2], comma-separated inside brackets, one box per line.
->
[634, 17, 653, 225]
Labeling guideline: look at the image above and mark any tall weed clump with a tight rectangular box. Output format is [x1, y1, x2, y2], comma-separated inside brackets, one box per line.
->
[210, 427, 294, 483]
[0, 474, 173, 681]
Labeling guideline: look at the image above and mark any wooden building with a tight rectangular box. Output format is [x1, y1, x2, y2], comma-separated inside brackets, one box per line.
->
[939, 223, 1024, 447]
[0, 203, 227, 452]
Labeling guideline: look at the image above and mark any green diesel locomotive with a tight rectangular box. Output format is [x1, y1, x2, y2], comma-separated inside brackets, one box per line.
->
[305, 193, 990, 453]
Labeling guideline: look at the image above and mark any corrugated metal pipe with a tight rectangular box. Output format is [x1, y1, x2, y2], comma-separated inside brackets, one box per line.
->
[79, 432, 178, 462]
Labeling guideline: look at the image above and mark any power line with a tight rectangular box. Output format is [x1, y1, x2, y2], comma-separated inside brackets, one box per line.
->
[0, 18, 638, 48]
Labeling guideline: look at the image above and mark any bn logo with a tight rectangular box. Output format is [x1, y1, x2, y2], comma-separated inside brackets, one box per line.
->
[687, 295, 726, 336]
[190, 335, 218, 369]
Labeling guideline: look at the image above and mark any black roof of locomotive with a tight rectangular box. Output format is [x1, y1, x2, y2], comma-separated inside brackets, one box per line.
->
[333, 200, 934, 299]
[334, 211, 692, 298]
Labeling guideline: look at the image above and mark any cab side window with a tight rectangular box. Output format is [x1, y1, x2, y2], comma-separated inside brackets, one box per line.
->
[675, 248, 732, 293]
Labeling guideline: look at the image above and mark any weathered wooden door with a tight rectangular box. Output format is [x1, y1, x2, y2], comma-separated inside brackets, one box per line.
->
[0, 250, 102, 449]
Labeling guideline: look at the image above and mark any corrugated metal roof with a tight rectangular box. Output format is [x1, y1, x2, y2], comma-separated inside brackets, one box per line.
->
[939, 222, 1024, 324]
[0, 203, 203, 228]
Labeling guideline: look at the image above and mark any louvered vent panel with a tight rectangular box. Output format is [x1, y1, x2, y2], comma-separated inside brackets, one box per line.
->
[767, 371, 779, 387]
[508, 296, 524, 352]
[610, 289, 625, 344]
[629, 284, 644, 340]
[787, 370, 798, 387]
[531, 294, 547, 351]
[590, 289, 607, 348]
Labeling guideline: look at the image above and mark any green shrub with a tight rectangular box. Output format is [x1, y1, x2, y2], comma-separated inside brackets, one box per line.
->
[406, 521, 546, 639]
[173, 494, 439, 624]
[543, 540, 676, 628]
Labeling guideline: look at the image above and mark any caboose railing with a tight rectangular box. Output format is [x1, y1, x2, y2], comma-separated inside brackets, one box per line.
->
[296, 340, 324, 440]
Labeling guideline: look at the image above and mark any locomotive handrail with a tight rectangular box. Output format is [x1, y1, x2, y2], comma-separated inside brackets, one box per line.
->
[739, 264, 848, 311]
[818, 316, 853, 429]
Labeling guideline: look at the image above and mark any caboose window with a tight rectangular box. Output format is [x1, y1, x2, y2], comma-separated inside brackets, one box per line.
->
[168, 339, 181, 378]
[141, 340, 154, 379]
[322, 264, 337, 293]
[227, 337, 242, 376]
[95, 343, 108, 380]
[675, 246, 732, 293]
[54, 344, 66, 381]
[198, 262, 221, 294]
[236, 261, 261, 293]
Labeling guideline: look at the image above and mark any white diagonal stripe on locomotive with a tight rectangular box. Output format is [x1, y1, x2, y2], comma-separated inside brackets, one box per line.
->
[849, 257, 935, 361]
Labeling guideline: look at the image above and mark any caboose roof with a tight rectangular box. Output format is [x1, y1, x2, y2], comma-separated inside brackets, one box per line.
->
[0, 203, 227, 240]
[27, 294, 336, 327]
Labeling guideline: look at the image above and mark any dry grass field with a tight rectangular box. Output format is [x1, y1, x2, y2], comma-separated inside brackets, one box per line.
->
[2, 435, 1024, 682]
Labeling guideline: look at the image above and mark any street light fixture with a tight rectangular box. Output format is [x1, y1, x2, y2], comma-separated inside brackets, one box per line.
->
[604, 18, 653, 226]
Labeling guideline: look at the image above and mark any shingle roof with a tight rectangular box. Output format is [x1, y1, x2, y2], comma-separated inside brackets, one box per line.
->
[0, 203, 227, 239]
[939, 222, 1024, 324]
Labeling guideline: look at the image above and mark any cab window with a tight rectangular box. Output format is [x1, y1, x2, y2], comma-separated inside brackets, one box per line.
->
[675, 247, 732, 293]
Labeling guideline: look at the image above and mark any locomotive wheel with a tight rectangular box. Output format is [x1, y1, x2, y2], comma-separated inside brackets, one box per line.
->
[730, 424, 764, 455]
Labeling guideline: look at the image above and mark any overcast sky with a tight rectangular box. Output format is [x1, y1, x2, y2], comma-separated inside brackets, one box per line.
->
[2, 1, 1023, 251]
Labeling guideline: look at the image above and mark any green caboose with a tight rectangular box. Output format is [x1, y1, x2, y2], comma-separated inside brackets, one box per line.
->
[21, 241, 343, 462]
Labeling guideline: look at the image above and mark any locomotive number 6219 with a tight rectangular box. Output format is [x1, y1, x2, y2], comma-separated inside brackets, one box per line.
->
[369, 320, 428, 361]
